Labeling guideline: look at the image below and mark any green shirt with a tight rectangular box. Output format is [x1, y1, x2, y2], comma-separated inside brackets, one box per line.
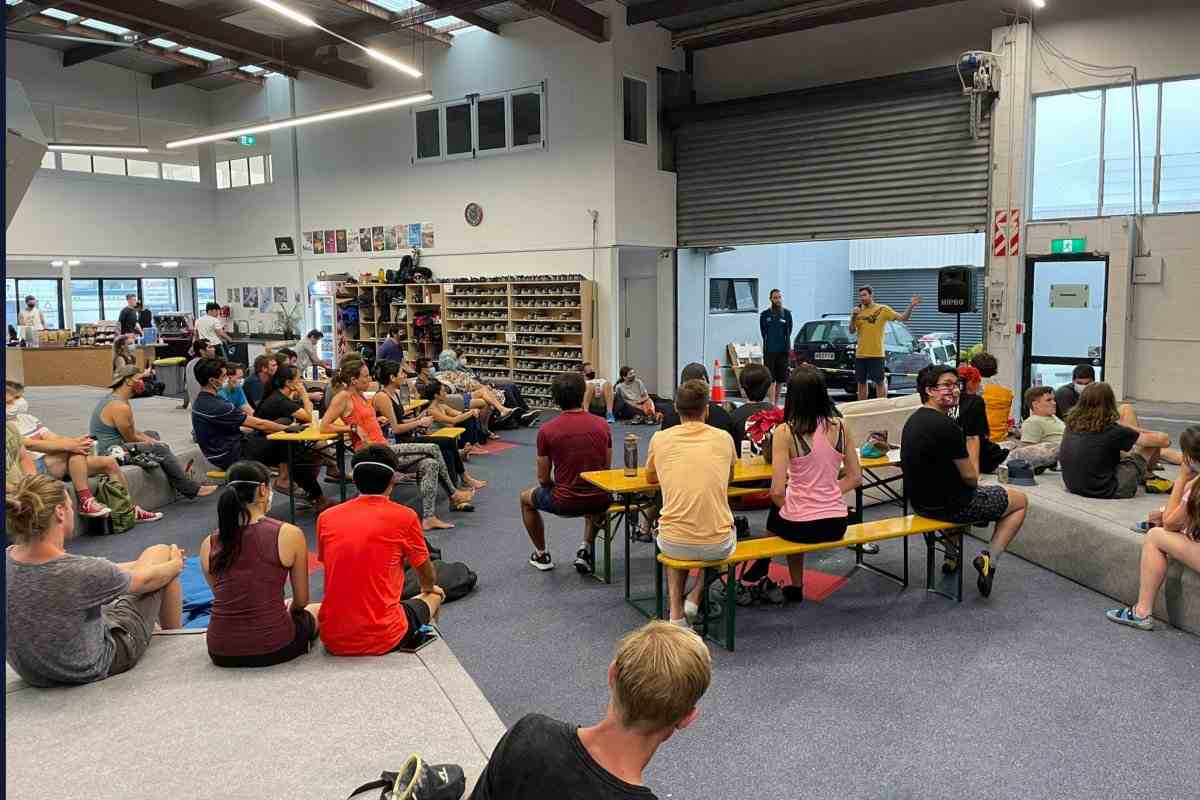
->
[7, 423, 25, 487]
[1021, 413, 1065, 445]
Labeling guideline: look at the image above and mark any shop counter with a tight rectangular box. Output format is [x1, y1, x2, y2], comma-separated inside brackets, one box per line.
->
[5, 345, 158, 387]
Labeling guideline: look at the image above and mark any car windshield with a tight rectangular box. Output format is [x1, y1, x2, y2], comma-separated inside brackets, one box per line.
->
[800, 320, 854, 344]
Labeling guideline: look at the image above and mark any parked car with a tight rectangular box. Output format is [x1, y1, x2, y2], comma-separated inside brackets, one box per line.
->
[791, 314, 931, 395]
[918, 333, 959, 366]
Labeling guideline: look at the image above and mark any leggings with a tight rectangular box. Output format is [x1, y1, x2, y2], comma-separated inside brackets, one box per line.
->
[391, 443, 456, 519]
[406, 435, 466, 486]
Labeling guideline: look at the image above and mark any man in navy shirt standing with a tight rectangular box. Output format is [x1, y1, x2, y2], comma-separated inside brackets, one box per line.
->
[759, 289, 793, 406]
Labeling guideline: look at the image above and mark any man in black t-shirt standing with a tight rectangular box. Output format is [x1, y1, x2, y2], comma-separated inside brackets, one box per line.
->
[118, 293, 141, 336]
[759, 289, 793, 406]
[469, 622, 711, 800]
[902, 365, 1027, 597]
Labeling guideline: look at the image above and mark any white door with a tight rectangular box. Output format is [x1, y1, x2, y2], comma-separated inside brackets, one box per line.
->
[621, 277, 658, 394]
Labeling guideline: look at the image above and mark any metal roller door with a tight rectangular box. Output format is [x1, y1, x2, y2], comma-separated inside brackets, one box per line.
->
[850, 268, 985, 347]
[675, 78, 991, 246]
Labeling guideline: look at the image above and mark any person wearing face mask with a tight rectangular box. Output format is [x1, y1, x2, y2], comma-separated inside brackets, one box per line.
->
[200, 460, 319, 667]
[614, 366, 661, 425]
[17, 295, 47, 331]
[1054, 364, 1094, 421]
[902, 365, 1028, 597]
[92, 366, 217, 503]
[218, 362, 255, 416]
[111, 335, 163, 398]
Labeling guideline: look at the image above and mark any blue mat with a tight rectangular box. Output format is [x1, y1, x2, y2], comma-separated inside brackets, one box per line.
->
[180, 556, 213, 629]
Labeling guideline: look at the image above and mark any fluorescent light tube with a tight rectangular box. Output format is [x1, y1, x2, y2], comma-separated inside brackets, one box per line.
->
[1031, 0, 1045, 6]
[364, 47, 422, 79]
[160, 261, 180, 268]
[50, 260, 65, 267]
[67, 259, 81, 266]
[48, 143, 151, 153]
[252, 0, 317, 27]
[165, 92, 434, 148]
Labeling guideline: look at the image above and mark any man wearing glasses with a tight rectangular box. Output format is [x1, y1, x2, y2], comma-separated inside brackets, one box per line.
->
[901, 365, 1028, 597]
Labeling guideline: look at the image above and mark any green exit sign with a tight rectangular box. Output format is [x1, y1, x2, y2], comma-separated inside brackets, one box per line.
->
[237, 135, 257, 146]
[1051, 238, 1087, 254]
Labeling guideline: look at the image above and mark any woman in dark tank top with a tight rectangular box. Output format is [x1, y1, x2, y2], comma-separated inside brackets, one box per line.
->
[200, 460, 319, 668]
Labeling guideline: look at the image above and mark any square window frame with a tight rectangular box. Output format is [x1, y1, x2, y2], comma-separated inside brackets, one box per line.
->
[413, 104, 443, 164]
[443, 100, 476, 161]
[622, 74, 650, 148]
[474, 91, 511, 157]
[707, 278, 759, 315]
[509, 84, 546, 153]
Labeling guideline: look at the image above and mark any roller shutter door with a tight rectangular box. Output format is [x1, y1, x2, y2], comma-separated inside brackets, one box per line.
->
[676, 85, 991, 247]
[850, 268, 985, 347]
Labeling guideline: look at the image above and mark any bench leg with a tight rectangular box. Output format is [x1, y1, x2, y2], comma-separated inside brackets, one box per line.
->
[654, 556, 664, 619]
[725, 564, 736, 652]
[925, 529, 964, 602]
[602, 516, 613, 585]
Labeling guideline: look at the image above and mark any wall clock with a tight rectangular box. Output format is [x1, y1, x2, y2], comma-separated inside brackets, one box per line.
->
[464, 203, 484, 227]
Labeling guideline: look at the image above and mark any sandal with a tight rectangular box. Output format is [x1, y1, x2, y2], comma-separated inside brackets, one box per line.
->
[1105, 606, 1154, 630]
[451, 500, 475, 512]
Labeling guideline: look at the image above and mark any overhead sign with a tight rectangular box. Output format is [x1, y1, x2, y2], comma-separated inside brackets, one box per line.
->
[274, 236, 294, 255]
[238, 135, 257, 146]
[1051, 238, 1087, 254]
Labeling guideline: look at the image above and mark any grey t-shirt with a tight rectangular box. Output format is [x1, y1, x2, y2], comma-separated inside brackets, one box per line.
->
[5, 550, 131, 686]
[614, 378, 648, 405]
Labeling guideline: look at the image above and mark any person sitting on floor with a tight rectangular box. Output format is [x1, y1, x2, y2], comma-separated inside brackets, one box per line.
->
[92, 366, 218, 502]
[1060, 382, 1178, 499]
[243, 353, 277, 410]
[729, 363, 775, 457]
[1106, 426, 1200, 631]
[647, 380, 738, 625]
[659, 362, 737, 441]
[200, 460, 319, 668]
[421, 379, 488, 453]
[416, 357, 494, 438]
[765, 366, 863, 603]
[953, 365, 1008, 475]
[615, 366, 662, 425]
[440, 349, 534, 428]
[317, 445, 445, 656]
[1008, 385, 1065, 469]
[1054, 364, 1094, 421]
[323, 361, 473, 530]
[436, 350, 517, 426]
[7, 380, 160, 522]
[191, 358, 332, 514]
[468, 621, 711, 800]
[582, 362, 625, 424]
[521, 371, 612, 573]
[970, 351, 1015, 443]
[218, 362, 255, 416]
[902, 365, 1027, 597]
[5, 473, 184, 686]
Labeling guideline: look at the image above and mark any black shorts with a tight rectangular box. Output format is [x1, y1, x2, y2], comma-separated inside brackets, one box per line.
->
[209, 608, 318, 669]
[854, 357, 886, 384]
[764, 351, 790, 384]
[766, 508, 849, 544]
[391, 598, 433, 651]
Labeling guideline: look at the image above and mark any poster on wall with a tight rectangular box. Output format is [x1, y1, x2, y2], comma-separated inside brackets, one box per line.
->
[407, 223, 422, 248]
[324, 230, 337, 255]
[359, 228, 372, 252]
[273, 286, 288, 303]
[242, 287, 259, 308]
[260, 289, 272, 314]
[421, 223, 435, 249]
[301, 233, 313, 253]
[384, 226, 397, 251]
[372, 226, 385, 252]
[231, 287, 240, 303]
[335, 229, 348, 253]
[347, 229, 360, 254]
[313, 231, 325, 255]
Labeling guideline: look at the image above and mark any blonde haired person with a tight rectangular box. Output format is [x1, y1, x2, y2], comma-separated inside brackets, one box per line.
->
[5, 474, 184, 686]
[468, 621, 712, 799]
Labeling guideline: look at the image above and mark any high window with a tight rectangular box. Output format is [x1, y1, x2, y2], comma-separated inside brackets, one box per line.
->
[623, 76, 648, 146]
[709, 278, 758, 314]
[413, 83, 545, 164]
[192, 277, 216, 319]
[6, 279, 64, 329]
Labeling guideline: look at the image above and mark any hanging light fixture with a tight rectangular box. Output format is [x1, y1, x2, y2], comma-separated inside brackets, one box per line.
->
[48, 73, 150, 153]
[251, 0, 422, 77]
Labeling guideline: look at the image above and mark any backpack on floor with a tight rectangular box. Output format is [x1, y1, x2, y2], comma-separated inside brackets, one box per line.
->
[402, 560, 477, 602]
[93, 475, 136, 534]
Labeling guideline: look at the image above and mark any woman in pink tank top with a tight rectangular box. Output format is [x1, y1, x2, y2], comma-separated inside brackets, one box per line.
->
[768, 367, 863, 602]
[200, 460, 319, 667]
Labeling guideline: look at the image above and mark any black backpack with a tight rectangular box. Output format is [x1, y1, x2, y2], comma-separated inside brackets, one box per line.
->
[402, 560, 477, 602]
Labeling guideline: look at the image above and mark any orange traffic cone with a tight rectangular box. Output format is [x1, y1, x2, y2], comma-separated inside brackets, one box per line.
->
[711, 359, 725, 402]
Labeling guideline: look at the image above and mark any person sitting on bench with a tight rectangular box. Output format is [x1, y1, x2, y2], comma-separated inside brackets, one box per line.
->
[970, 351, 1015, 443]
[766, 366, 862, 603]
[902, 365, 1027, 597]
[1008, 385, 1064, 469]
[615, 366, 662, 424]
[1060, 382, 1177, 499]
[521, 371, 612, 573]
[92, 366, 218, 502]
[243, 353, 277, 410]
[200, 460, 319, 668]
[317, 445, 445, 656]
[647, 379, 737, 626]
[437, 350, 517, 426]
[218, 362, 255, 416]
[1106, 426, 1200, 631]
[468, 622, 711, 800]
[729, 363, 775, 457]
[953, 365, 1008, 475]
[5, 473, 183, 686]
[184, 339, 216, 409]
[659, 363, 737, 441]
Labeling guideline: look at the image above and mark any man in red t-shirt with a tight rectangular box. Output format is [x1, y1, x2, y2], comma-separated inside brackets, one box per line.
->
[317, 445, 445, 655]
[521, 371, 612, 574]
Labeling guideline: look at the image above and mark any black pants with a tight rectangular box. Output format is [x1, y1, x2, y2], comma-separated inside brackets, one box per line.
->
[238, 435, 323, 499]
[132, 430, 201, 498]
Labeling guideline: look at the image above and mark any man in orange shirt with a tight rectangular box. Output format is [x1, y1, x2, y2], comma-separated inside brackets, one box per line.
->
[317, 445, 444, 655]
[971, 352, 1015, 444]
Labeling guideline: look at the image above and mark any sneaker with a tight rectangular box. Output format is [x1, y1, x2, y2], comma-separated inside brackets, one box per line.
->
[973, 552, 996, 597]
[606, 413, 616, 424]
[754, 577, 785, 605]
[529, 551, 555, 571]
[78, 496, 111, 518]
[134, 507, 164, 524]
[573, 545, 594, 574]
[1129, 521, 1153, 534]
[1105, 606, 1155, 631]
[848, 542, 881, 555]
[520, 410, 541, 426]
[782, 585, 805, 603]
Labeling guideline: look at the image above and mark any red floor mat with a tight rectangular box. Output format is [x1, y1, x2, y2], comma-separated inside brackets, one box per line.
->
[470, 441, 517, 455]
[766, 562, 848, 601]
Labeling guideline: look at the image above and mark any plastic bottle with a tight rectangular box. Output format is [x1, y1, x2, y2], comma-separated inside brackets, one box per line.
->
[740, 439, 752, 466]
[623, 434, 639, 477]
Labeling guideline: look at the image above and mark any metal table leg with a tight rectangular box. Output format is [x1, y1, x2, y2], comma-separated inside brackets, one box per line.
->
[286, 441, 296, 524]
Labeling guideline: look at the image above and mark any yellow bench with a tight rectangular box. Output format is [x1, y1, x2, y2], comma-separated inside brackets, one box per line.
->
[427, 427, 465, 440]
[655, 514, 961, 650]
[206, 471, 227, 481]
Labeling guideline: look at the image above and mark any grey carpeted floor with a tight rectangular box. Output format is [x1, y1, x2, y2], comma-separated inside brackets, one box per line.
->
[62, 413, 1200, 800]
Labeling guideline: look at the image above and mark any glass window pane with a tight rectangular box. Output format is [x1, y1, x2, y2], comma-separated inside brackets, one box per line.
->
[18, 279, 62, 329]
[446, 103, 472, 156]
[249, 155, 265, 185]
[477, 97, 507, 152]
[624, 77, 648, 145]
[266, 154, 273, 182]
[216, 161, 230, 189]
[70, 279, 102, 325]
[102, 279, 139, 320]
[6, 279, 17, 326]
[1102, 84, 1157, 215]
[1032, 92, 1102, 219]
[1160, 78, 1200, 213]
[230, 158, 249, 187]
[60, 153, 92, 172]
[126, 159, 159, 179]
[512, 91, 542, 146]
[162, 163, 200, 182]
[40, 151, 55, 169]
[141, 278, 177, 314]
[91, 155, 126, 176]
[193, 278, 216, 318]
[416, 108, 441, 159]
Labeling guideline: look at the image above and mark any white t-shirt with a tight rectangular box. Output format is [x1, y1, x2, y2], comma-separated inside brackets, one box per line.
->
[296, 339, 322, 370]
[17, 308, 46, 330]
[194, 314, 225, 345]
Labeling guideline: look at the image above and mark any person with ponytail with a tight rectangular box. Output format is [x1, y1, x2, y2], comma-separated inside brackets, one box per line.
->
[5, 474, 184, 686]
[1107, 426, 1200, 631]
[199, 461, 319, 667]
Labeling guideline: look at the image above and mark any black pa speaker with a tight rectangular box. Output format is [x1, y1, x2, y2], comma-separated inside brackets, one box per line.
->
[937, 266, 975, 314]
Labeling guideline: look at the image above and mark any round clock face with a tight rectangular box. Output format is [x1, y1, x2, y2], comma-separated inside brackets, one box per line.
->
[464, 202, 484, 227]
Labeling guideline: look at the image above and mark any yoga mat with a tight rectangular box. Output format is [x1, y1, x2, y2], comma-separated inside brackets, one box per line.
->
[180, 556, 213, 629]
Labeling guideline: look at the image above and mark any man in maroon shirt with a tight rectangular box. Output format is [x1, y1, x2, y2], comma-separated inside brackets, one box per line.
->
[521, 371, 612, 573]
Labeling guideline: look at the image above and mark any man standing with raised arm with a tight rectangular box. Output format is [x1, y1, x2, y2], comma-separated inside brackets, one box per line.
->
[849, 285, 920, 400]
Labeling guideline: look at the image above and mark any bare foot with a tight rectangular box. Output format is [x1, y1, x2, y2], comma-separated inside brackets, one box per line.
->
[195, 485, 219, 498]
[423, 516, 455, 530]
[465, 475, 487, 489]
[451, 489, 474, 505]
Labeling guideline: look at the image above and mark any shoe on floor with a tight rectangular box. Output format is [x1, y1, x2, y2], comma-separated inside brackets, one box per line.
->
[973, 552, 996, 597]
[1129, 520, 1153, 534]
[78, 496, 112, 518]
[782, 585, 805, 603]
[529, 551, 555, 571]
[754, 577, 785, 605]
[848, 542, 880, 555]
[1106, 605, 1154, 631]
[606, 413, 616, 424]
[134, 507, 164, 524]
[573, 545, 594, 575]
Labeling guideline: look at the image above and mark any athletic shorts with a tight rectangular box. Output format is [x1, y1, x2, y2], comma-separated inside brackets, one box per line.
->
[854, 357, 886, 385]
[766, 508, 849, 544]
[656, 533, 738, 563]
[208, 608, 318, 669]
[945, 484, 1010, 525]
[390, 598, 433, 651]
[531, 486, 607, 518]
[764, 351, 791, 384]
[104, 591, 163, 677]
[1113, 453, 1149, 499]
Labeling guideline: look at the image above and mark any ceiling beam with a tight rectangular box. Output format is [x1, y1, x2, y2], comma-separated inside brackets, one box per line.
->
[393, 0, 496, 28]
[627, 0, 736, 26]
[309, 0, 453, 48]
[61, 2, 256, 67]
[66, 0, 371, 88]
[410, 0, 500, 34]
[511, 0, 604, 42]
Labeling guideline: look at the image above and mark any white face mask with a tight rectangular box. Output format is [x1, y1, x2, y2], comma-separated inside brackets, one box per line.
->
[6, 397, 29, 418]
